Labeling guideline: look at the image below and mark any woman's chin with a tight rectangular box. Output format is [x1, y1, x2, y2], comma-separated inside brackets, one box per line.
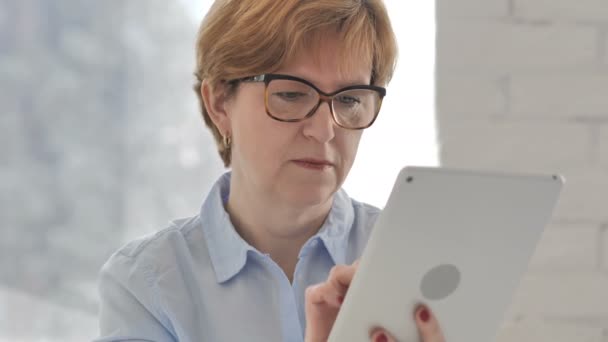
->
[280, 184, 336, 208]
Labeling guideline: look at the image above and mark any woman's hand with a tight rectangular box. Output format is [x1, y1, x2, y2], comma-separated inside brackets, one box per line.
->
[304, 262, 357, 342]
[304, 261, 445, 342]
[369, 305, 446, 342]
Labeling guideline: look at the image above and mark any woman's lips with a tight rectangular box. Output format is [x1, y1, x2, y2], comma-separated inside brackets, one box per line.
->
[292, 159, 333, 170]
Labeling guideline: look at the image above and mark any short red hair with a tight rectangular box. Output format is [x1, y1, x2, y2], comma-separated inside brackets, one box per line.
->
[193, 0, 398, 167]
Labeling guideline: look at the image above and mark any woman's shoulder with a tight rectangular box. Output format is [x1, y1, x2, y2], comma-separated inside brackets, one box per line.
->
[100, 215, 205, 276]
[117, 216, 200, 256]
[96, 216, 209, 339]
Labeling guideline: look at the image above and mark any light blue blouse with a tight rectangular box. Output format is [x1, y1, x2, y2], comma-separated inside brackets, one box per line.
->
[95, 172, 380, 342]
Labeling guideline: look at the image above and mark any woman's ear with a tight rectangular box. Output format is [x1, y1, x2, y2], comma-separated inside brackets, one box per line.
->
[201, 79, 231, 136]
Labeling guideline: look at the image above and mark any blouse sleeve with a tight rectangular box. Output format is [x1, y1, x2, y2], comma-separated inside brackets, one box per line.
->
[94, 252, 176, 342]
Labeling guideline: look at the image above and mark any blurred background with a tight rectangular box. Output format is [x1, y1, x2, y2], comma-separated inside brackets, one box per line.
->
[1, 0, 435, 340]
[1, 0, 607, 341]
[1, 1, 223, 340]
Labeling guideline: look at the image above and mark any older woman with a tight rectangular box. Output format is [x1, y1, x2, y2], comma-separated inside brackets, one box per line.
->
[96, 1, 444, 341]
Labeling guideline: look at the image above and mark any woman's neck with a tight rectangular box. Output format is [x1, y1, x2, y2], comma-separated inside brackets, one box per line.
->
[225, 175, 333, 282]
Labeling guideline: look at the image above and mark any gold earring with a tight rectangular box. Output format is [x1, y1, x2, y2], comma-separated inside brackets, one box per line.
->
[223, 134, 231, 149]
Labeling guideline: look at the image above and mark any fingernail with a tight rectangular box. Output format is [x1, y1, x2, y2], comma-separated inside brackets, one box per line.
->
[419, 308, 430, 323]
[337, 296, 344, 304]
[375, 333, 388, 342]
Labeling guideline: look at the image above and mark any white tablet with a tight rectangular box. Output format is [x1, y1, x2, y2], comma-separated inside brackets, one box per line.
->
[328, 166, 564, 342]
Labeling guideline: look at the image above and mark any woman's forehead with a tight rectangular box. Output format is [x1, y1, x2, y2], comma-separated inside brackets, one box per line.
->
[278, 31, 373, 85]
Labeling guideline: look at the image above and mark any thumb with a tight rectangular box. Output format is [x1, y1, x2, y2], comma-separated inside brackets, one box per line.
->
[414, 305, 445, 342]
[369, 328, 397, 342]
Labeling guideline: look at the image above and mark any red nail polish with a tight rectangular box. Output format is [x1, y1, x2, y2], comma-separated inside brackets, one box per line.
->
[375, 333, 388, 342]
[337, 296, 344, 304]
[419, 308, 430, 323]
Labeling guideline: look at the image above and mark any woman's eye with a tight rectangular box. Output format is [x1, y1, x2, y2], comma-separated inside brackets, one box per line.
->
[275, 92, 307, 101]
[337, 95, 360, 105]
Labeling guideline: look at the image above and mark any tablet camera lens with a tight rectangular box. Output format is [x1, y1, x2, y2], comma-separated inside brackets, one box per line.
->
[420, 264, 461, 301]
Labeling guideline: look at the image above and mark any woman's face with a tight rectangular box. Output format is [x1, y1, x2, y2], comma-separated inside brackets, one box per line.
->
[225, 36, 371, 208]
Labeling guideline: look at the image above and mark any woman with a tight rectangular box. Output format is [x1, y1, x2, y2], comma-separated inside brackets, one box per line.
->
[96, 0, 445, 341]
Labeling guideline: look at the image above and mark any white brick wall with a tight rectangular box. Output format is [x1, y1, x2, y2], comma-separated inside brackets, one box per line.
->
[437, 0, 509, 19]
[556, 167, 608, 221]
[601, 127, 608, 165]
[508, 273, 608, 317]
[514, 0, 608, 23]
[497, 318, 604, 342]
[436, 0, 608, 339]
[436, 76, 507, 117]
[604, 33, 608, 65]
[510, 75, 608, 117]
[602, 225, 608, 271]
[437, 23, 597, 72]
[440, 121, 590, 172]
[528, 222, 600, 271]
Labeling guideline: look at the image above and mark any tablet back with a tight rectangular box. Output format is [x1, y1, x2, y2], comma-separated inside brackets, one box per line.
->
[328, 166, 564, 342]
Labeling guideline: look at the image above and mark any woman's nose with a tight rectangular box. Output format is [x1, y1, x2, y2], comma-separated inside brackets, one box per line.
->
[302, 100, 336, 143]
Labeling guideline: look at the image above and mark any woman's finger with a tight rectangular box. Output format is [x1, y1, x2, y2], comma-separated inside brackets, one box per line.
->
[305, 282, 342, 307]
[369, 328, 397, 342]
[414, 305, 446, 342]
[303, 261, 360, 342]
[305, 262, 357, 307]
[326, 263, 357, 294]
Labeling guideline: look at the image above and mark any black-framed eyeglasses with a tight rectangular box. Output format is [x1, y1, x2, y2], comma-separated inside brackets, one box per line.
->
[229, 73, 386, 130]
